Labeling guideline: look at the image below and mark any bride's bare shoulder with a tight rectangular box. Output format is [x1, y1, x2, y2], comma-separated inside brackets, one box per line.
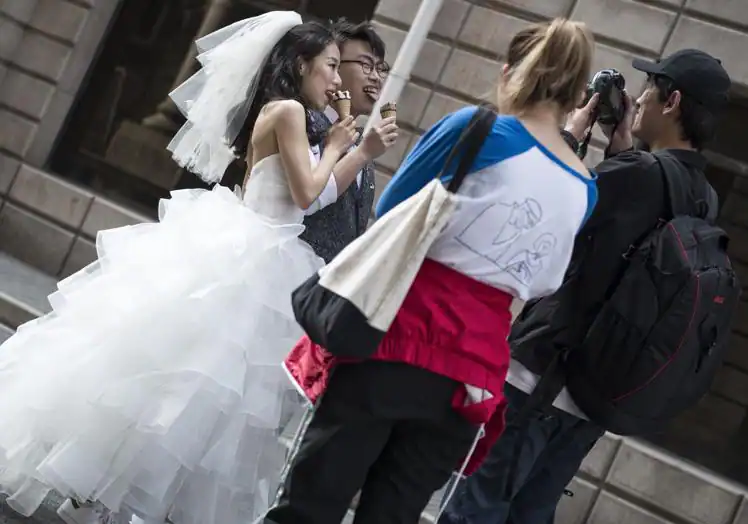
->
[262, 99, 305, 123]
[252, 100, 305, 146]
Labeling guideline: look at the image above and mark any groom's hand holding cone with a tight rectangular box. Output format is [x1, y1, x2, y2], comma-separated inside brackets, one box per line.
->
[324, 96, 399, 160]
[361, 108, 400, 159]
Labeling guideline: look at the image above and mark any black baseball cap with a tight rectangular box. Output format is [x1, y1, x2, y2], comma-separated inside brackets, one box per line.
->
[632, 49, 731, 109]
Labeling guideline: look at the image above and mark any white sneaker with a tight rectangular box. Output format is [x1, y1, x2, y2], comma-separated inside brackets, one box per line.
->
[57, 499, 104, 524]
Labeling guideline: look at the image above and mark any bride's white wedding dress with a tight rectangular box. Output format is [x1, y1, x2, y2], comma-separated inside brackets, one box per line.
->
[0, 153, 321, 524]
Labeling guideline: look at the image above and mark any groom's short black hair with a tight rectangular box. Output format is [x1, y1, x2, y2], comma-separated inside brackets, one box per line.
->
[331, 19, 386, 60]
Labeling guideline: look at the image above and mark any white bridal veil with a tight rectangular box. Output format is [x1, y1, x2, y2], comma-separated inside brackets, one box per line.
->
[167, 11, 303, 184]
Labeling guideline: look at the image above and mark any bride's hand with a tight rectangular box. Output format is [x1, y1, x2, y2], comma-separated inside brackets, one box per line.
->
[359, 117, 398, 160]
[326, 116, 359, 156]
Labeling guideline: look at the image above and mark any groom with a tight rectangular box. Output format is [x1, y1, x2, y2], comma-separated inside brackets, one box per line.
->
[301, 19, 390, 262]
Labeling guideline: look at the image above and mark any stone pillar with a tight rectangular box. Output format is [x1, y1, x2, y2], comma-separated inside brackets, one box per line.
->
[141, 0, 235, 133]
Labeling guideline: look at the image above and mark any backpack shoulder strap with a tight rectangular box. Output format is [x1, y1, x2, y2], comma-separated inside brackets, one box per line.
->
[442, 106, 496, 193]
[652, 151, 718, 221]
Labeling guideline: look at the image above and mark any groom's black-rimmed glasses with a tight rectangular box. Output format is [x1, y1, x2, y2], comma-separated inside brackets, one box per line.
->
[340, 60, 391, 78]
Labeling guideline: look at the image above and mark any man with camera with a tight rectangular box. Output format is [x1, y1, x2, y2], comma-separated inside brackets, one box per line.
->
[439, 49, 733, 524]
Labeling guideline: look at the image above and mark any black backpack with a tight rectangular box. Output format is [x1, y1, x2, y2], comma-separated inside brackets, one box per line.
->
[562, 152, 741, 435]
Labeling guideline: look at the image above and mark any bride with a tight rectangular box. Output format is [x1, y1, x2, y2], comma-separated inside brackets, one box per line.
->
[0, 11, 397, 524]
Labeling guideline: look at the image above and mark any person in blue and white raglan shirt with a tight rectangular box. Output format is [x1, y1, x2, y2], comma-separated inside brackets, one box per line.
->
[268, 18, 598, 524]
[377, 107, 598, 302]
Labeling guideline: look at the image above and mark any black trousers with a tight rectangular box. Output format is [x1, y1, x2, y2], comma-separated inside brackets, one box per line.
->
[263, 361, 479, 524]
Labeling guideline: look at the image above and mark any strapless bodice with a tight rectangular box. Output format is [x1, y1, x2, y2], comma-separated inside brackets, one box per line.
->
[242, 154, 305, 224]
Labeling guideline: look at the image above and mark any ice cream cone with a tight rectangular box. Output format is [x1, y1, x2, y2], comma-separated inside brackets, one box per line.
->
[333, 99, 351, 119]
[332, 91, 352, 119]
[380, 102, 397, 121]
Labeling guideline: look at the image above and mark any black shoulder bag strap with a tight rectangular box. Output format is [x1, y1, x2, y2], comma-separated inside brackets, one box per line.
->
[442, 106, 496, 193]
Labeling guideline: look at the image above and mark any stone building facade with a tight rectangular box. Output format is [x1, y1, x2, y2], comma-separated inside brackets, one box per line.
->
[2, 0, 748, 522]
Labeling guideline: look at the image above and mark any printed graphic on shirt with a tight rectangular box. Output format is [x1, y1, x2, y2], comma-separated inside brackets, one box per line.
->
[502, 232, 557, 286]
[455, 198, 556, 286]
[456, 198, 542, 259]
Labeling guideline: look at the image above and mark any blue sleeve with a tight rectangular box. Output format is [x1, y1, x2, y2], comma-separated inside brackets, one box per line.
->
[581, 175, 598, 228]
[375, 107, 480, 218]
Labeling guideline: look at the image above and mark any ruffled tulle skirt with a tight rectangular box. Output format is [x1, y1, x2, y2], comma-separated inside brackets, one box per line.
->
[0, 186, 321, 523]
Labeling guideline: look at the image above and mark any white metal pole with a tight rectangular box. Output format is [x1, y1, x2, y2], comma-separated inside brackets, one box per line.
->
[363, 0, 445, 136]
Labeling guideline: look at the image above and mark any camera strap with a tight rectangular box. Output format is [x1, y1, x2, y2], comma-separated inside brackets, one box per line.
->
[578, 127, 594, 159]
[577, 117, 621, 160]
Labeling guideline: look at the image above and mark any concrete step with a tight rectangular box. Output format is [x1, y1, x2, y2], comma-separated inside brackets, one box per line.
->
[0, 492, 66, 524]
[0, 252, 56, 329]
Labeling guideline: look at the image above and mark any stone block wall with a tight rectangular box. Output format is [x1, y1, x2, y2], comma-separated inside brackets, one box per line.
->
[0, 163, 149, 276]
[0, 0, 120, 165]
[370, 0, 748, 174]
[0, 0, 149, 277]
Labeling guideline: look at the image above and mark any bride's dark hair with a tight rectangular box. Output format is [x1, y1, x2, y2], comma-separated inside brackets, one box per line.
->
[234, 20, 336, 159]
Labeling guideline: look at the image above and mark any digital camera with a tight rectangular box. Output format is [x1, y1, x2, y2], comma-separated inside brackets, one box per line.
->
[584, 69, 626, 126]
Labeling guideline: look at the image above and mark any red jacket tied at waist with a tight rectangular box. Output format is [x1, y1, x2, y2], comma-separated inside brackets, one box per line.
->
[284, 258, 514, 475]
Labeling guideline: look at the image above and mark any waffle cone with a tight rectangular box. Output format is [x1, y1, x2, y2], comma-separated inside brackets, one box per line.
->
[333, 99, 351, 119]
[380, 102, 397, 121]
[380, 109, 397, 120]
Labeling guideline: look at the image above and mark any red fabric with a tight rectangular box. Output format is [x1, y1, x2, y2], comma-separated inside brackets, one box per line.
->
[283, 258, 513, 475]
[284, 337, 335, 405]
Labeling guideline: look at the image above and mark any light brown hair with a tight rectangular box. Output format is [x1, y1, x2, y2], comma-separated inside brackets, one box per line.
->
[499, 18, 594, 114]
